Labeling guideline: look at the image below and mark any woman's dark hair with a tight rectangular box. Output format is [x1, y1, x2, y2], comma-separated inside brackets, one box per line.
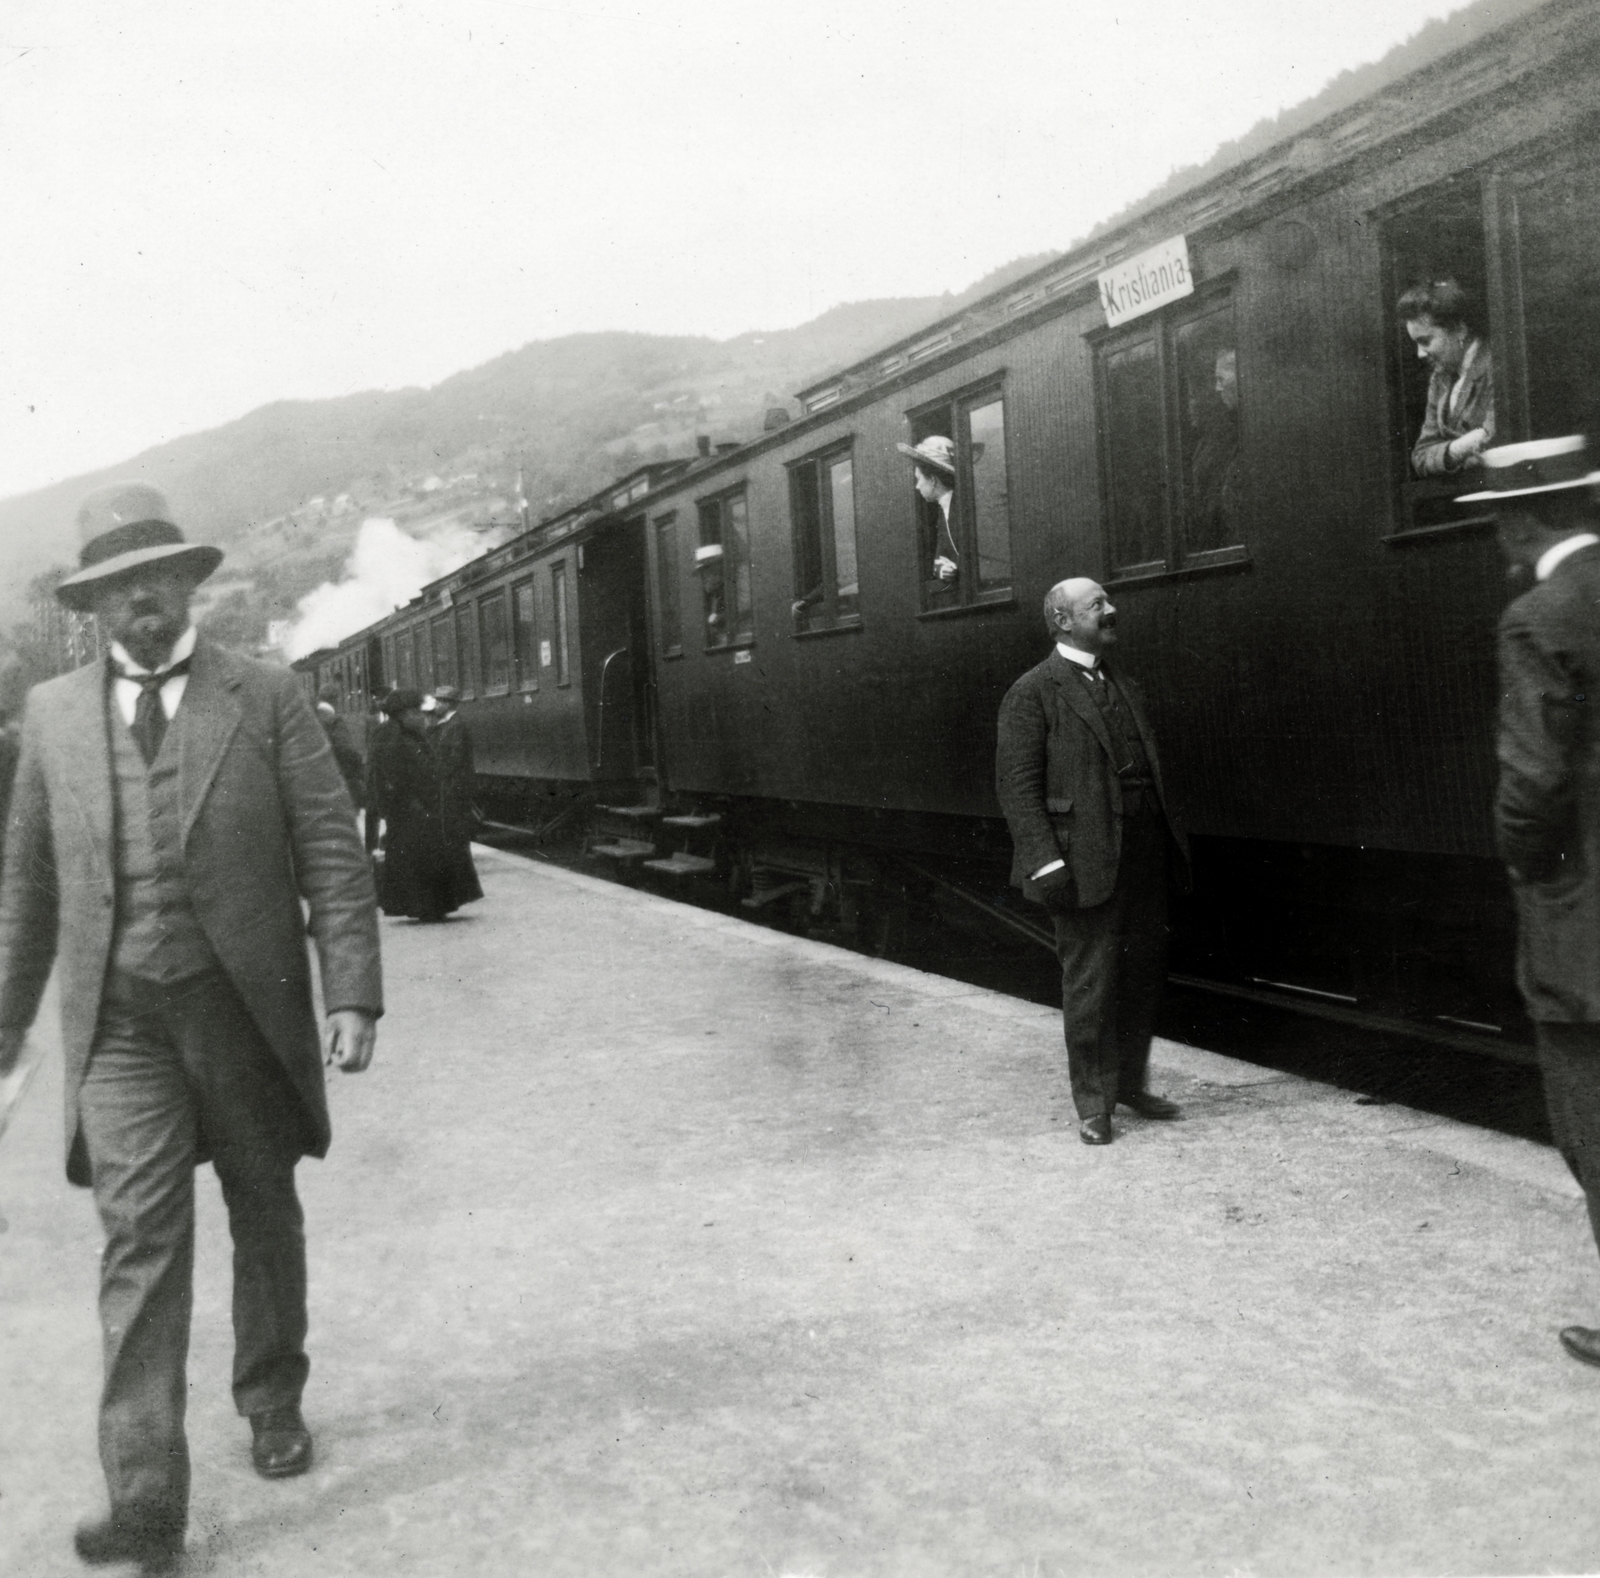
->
[1397, 278, 1482, 336]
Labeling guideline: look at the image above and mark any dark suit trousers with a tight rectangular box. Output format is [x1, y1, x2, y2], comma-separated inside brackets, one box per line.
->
[76, 969, 312, 1525]
[1536, 1022, 1600, 1258]
[1051, 798, 1170, 1119]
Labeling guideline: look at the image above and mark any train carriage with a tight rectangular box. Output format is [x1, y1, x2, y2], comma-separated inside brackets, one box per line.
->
[301, 0, 1600, 1052]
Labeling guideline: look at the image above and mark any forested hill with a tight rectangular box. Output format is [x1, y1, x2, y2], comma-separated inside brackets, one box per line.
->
[0, 254, 1057, 639]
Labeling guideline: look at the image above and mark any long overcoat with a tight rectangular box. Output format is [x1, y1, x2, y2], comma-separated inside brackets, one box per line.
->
[1496, 541, 1600, 1021]
[0, 638, 383, 1184]
[995, 650, 1189, 908]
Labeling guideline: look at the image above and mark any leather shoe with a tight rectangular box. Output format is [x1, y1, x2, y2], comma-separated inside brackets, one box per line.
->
[1560, 1326, 1600, 1368]
[1079, 1114, 1113, 1145]
[1120, 1091, 1181, 1119]
[250, 1404, 314, 1479]
[74, 1512, 183, 1574]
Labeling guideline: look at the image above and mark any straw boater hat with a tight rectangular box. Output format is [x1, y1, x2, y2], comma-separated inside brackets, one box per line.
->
[896, 435, 957, 477]
[55, 482, 223, 612]
[1457, 436, 1600, 504]
[432, 685, 461, 705]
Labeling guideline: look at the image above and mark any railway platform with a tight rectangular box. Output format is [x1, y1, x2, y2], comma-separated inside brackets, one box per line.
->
[3, 846, 1600, 1577]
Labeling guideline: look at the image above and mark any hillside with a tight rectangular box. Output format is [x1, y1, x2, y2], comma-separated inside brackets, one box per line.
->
[0, 253, 1056, 653]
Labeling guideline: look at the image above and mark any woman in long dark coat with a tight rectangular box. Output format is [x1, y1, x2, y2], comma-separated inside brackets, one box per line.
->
[369, 690, 479, 922]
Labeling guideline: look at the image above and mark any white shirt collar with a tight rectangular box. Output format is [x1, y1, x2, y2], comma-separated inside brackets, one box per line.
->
[1536, 534, 1600, 582]
[110, 624, 197, 677]
[1055, 642, 1098, 670]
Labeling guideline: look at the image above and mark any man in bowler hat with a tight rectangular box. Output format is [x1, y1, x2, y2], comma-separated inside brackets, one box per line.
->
[996, 577, 1189, 1145]
[0, 482, 382, 1572]
[1464, 438, 1600, 1367]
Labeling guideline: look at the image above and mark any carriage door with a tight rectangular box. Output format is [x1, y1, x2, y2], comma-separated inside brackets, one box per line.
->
[580, 518, 654, 782]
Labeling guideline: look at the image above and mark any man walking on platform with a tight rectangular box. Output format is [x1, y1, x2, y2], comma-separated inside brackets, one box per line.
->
[996, 578, 1189, 1146]
[1466, 438, 1600, 1368]
[0, 483, 383, 1574]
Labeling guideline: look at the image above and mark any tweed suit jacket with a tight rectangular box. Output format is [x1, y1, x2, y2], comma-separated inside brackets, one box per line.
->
[1496, 541, 1600, 1022]
[995, 650, 1189, 909]
[0, 637, 383, 1184]
[1411, 340, 1494, 478]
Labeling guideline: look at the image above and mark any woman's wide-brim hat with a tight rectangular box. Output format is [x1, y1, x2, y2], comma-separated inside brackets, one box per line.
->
[56, 482, 223, 611]
[1456, 435, 1600, 503]
[896, 435, 957, 477]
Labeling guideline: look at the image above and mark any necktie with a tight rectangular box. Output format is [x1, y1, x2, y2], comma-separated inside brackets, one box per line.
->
[116, 657, 191, 766]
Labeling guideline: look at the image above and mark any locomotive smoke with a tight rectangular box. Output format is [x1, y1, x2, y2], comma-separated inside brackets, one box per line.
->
[283, 517, 482, 662]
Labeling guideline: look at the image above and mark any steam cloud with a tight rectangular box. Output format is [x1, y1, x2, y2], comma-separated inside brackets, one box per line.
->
[283, 517, 484, 661]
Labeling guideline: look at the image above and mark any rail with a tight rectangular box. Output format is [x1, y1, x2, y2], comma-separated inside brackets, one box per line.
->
[592, 647, 633, 777]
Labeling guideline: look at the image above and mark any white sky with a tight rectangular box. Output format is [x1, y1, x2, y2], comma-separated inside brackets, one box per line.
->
[2, 0, 1464, 502]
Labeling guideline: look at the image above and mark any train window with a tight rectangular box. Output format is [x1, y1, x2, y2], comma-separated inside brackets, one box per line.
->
[511, 578, 539, 691]
[479, 591, 511, 696]
[453, 604, 478, 698]
[788, 445, 860, 633]
[696, 487, 754, 649]
[551, 562, 570, 685]
[1381, 181, 1492, 534]
[416, 625, 435, 693]
[1095, 288, 1245, 575]
[395, 629, 416, 690]
[380, 635, 395, 696]
[1512, 158, 1600, 441]
[655, 513, 683, 656]
[429, 615, 454, 693]
[907, 382, 1012, 612]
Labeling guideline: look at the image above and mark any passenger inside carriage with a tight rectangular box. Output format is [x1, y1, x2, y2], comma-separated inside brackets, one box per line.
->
[898, 434, 960, 603]
[1399, 277, 1495, 477]
[1183, 346, 1241, 551]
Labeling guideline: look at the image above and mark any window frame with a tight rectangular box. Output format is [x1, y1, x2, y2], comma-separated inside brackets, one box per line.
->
[786, 440, 863, 636]
[429, 613, 456, 694]
[1375, 137, 1600, 544]
[510, 576, 539, 692]
[905, 375, 1015, 616]
[1089, 275, 1251, 584]
[695, 484, 755, 652]
[551, 560, 571, 687]
[478, 586, 512, 696]
[655, 512, 684, 658]
[453, 601, 479, 699]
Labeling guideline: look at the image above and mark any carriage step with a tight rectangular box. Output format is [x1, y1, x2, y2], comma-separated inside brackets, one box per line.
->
[642, 853, 718, 877]
[596, 803, 662, 821]
[589, 838, 657, 860]
[660, 813, 722, 829]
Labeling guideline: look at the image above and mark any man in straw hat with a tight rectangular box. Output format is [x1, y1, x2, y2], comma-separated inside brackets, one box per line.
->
[898, 434, 961, 597]
[0, 482, 382, 1572]
[1462, 437, 1600, 1368]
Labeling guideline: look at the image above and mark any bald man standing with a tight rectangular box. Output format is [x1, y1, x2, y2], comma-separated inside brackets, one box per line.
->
[996, 579, 1190, 1144]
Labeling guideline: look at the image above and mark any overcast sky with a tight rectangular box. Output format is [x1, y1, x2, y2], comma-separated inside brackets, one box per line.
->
[2, 0, 1467, 502]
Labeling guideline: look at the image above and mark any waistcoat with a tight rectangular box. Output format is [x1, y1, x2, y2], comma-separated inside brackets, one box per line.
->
[108, 689, 216, 982]
[1081, 670, 1153, 781]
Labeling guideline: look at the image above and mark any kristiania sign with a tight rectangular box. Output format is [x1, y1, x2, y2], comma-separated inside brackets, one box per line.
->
[1097, 235, 1193, 328]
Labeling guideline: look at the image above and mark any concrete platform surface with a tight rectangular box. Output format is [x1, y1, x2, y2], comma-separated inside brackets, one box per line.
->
[4, 846, 1600, 1578]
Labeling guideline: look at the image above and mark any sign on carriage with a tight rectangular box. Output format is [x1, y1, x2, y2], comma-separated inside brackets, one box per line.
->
[1097, 234, 1193, 328]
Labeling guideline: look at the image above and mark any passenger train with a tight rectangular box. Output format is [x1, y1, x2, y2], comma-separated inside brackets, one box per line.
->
[297, 0, 1600, 1057]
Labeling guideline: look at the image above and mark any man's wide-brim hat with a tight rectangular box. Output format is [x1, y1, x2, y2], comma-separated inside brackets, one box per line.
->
[1457, 436, 1600, 503]
[382, 688, 424, 716]
[56, 482, 223, 611]
[897, 435, 957, 477]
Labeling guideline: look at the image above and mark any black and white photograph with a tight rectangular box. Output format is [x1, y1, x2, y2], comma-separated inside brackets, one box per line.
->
[3, 1, 1600, 1573]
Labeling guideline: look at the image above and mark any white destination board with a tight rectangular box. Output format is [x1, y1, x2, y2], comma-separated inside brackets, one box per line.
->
[1097, 235, 1193, 328]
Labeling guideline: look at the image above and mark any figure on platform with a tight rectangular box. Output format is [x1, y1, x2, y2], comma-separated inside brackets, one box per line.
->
[995, 578, 1190, 1146]
[369, 688, 479, 923]
[1463, 437, 1600, 1368]
[364, 687, 400, 856]
[898, 435, 960, 603]
[429, 684, 484, 907]
[1400, 278, 1495, 477]
[315, 681, 365, 811]
[0, 483, 381, 1574]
